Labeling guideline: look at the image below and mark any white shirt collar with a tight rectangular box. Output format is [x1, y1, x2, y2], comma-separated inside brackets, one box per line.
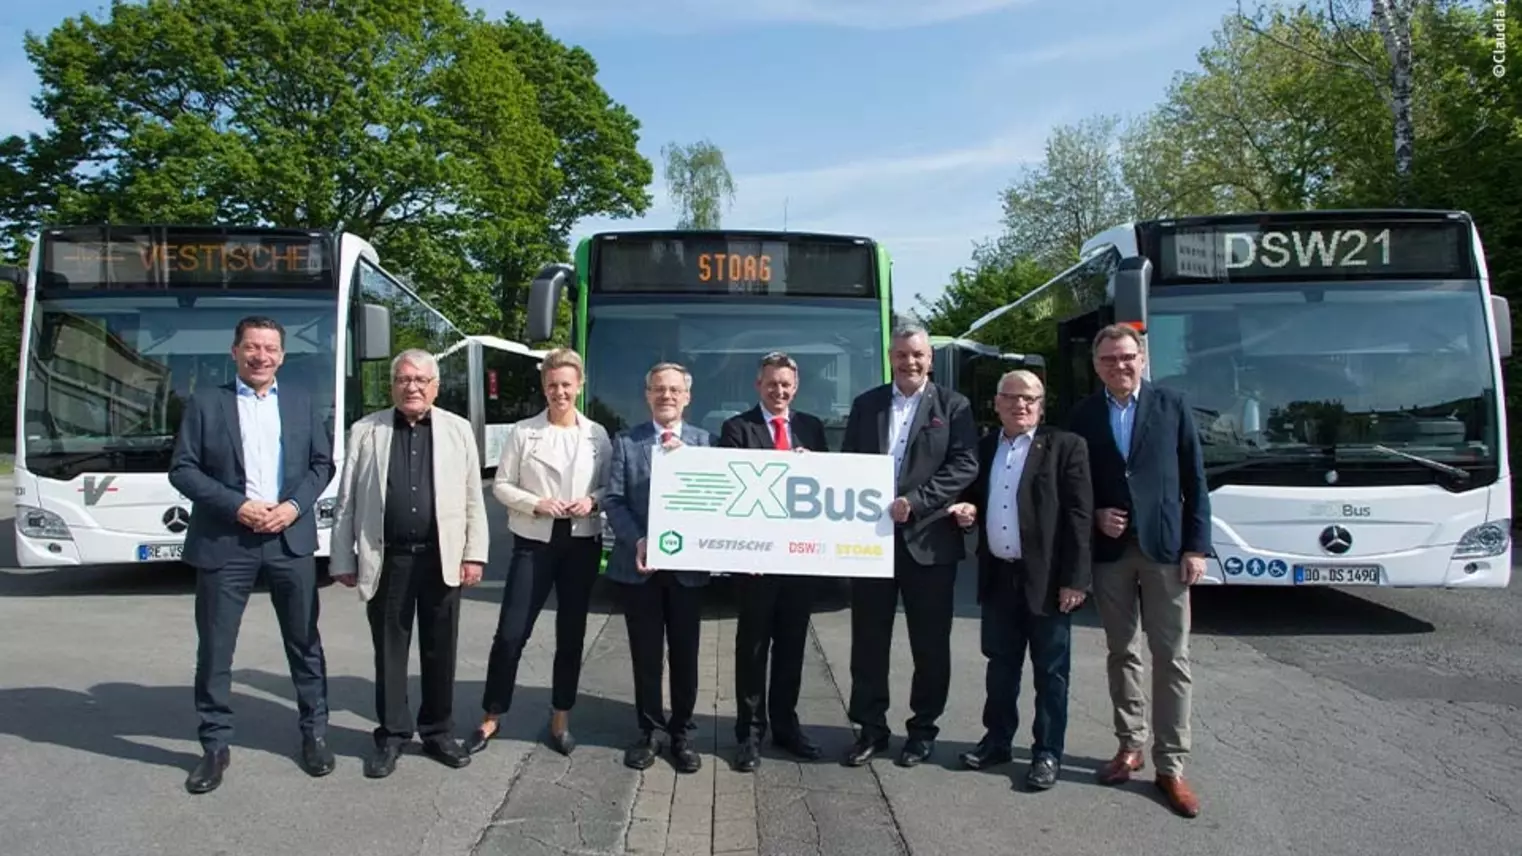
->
[892, 381, 926, 403]
[759, 404, 789, 422]
[999, 425, 1038, 445]
[653, 421, 683, 438]
[235, 376, 278, 398]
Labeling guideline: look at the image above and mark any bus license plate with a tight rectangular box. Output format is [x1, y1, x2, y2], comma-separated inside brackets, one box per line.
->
[137, 543, 184, 562]
[1293, 564, 1381, 585]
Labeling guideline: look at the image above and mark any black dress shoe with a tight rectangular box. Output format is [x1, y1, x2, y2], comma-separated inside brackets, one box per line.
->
[624, 733, 659, 770]
[843, 734, 890, 767]
[422, 737, 471, 769]
[364, 743, 402, 779]
[185, 747, 229, 794]
[548, 729, 575, 756]
[1025, 756, 1060, 790]
[671, 738, 701, 774]
[959, 740, 1014, 770]
[464, 725, 496, 755]
[733, 738, 760, 772]
[897, 737, 934, 768]
[773, 731, 823, 760]
[301, 736, 335, 777]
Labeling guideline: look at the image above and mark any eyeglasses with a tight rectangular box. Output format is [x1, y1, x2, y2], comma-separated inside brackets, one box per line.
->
[394, 376, 436, 388]
[997, 393, 1042, 405]
[1097, 353, 1140, 366]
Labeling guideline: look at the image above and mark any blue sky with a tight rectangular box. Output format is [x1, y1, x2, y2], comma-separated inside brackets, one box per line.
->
[0, 0, 1240, 314]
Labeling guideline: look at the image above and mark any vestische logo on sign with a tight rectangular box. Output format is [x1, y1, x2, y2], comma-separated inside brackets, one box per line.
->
[660, 461, 884, 522]
[654, 530, 775, 556]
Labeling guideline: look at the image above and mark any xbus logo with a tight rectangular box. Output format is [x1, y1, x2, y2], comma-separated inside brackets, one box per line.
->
[77, 475, 118, 506]
[662, 462, 884, 523]
[1308, 502, 1371, 518]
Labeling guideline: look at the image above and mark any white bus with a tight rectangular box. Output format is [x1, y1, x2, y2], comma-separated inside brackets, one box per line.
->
[1, 224, 531, 568]
[963, 209, 1513, 589]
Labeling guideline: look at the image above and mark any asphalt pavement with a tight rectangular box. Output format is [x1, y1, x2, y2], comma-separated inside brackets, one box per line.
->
[2, 480, 1520, 855]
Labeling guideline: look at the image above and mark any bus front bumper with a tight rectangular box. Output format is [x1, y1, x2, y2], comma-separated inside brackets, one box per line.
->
[1203, 542, 1513, 589]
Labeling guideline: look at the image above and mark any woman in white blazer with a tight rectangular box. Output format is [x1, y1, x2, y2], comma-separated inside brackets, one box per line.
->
[466, 348, 611, 756]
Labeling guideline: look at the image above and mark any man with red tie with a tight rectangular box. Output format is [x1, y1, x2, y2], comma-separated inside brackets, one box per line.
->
[718, 352, 830, 772]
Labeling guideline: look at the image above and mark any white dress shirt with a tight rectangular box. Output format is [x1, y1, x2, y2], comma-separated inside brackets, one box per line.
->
[235, 376, 283, 504]
[985, 428, 1036, 560]
[887, 384, 924, 477]
[760, 404, 793, 447]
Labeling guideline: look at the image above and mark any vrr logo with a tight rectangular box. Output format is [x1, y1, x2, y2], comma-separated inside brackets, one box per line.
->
[657, 530, 684, 555]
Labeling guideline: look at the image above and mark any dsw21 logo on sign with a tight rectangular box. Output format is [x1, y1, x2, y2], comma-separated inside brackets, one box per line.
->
[660, 461, 885, 523]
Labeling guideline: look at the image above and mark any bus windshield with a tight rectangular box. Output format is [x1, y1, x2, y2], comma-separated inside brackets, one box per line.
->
[23, 293, 338, 479]
[1145, 279, 1498, 475]
[583, 297, 884, 449]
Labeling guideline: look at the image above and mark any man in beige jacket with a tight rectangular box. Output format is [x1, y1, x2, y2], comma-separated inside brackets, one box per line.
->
[331, 348, 489, 778]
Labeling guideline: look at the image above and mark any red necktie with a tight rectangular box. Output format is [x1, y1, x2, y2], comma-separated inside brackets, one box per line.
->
[661, 430, 673, 444]
[771, 417, 790, 450]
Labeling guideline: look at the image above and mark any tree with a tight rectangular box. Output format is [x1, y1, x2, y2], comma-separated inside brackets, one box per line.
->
[661, 139, 736, 229]
[0, 0, 653, 332]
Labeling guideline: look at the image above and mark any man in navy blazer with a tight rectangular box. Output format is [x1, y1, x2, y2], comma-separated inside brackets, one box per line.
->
[603, 361, 711, 774]
[168, 316, 336, 795]
[1066, 323, 1209, 819]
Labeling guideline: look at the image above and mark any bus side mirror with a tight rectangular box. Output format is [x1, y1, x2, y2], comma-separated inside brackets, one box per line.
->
[1111, 256, 1151, 331]
[359, 303, 392, 361]
[526, 263, 574, 343]
[1492, 295, 1511, 359]
[1008, 353, 1045, 371]
[0, 264, 23, 298]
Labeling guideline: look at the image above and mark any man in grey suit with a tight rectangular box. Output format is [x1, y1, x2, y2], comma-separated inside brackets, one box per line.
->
[603, 361, 711, 774]
[168, 316, 336, 795]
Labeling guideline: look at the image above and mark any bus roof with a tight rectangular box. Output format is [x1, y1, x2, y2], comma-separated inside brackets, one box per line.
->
[1079, 209, 1475, 259]
[40, 224, 337, 239]
[583, 229, 878, 245]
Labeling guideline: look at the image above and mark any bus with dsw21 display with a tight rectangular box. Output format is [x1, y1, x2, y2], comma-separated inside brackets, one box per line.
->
[965, 209, 1513, 589]
[523, 230, 894, 561]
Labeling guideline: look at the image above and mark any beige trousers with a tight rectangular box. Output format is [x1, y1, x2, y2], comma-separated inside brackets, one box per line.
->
[1092, 542, 1191, 776]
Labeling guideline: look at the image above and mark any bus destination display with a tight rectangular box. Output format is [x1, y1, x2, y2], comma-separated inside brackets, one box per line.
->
[593, 236, 875, 297]
[1157, 220, 1469, 282]
[41, 229, 332, 289]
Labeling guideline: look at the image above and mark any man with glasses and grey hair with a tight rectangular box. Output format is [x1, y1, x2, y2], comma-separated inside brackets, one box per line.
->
[604, 361, 712, 774]
[719, 351, 831, 772]
[330, 348, 488, 779]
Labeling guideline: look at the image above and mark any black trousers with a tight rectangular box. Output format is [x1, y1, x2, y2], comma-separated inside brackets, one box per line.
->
[734, 574, 813, 741]
[482, 519, 601, 715]
[847, 536, 957, 742]
[366, 547, 461, 747]
[193, 538, 327, 752]
[980, 561, 1073, 761]
[619, 573, 703, 739]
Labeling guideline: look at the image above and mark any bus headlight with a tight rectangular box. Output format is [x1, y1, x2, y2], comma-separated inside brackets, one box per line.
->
[1453, 520, 1510, 559]
[315, 498, 337, 529]
[16, 505, 72, 540]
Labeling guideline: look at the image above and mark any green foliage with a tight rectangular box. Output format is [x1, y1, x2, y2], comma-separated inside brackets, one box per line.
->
[661, 139, 736, 229]
[0, 0, 652, 333]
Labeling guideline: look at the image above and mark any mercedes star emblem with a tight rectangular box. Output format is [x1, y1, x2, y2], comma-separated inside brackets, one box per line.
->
[1319, 525, 1352, 555]
[163, 506, 191, 534]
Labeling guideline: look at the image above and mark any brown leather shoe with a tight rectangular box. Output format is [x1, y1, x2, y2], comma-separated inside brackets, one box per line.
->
[1096, 749, 1144, 785]
[1155, 775, 1201, 818]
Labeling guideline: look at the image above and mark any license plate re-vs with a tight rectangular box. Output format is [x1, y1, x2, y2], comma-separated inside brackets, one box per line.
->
[138, 543, 184, 561]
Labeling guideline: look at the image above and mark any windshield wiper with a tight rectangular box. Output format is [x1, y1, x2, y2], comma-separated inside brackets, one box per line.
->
[1204, 450, 1332, 478]
[1367, 444, 1471, 482]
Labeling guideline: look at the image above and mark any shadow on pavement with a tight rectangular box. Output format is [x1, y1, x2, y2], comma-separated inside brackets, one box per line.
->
[1190, 586, 1435, 637]
[0, 681, 374, 772]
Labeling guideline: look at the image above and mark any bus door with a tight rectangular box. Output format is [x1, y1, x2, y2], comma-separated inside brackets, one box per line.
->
[1053, 308, 1110, 423]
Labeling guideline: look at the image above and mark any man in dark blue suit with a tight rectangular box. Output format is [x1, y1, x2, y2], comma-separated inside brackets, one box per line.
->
[169, 316, 336, 795]
[1067, 323, 1209, 819]
[603, 361, 711, 774]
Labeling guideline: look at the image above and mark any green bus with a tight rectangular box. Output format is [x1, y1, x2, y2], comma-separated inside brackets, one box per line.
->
[524, 230, 894, 449]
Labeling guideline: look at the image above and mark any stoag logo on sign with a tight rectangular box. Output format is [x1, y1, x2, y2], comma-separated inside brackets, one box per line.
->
[661, 461, 884, 522]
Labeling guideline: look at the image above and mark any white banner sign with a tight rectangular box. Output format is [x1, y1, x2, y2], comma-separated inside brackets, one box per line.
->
[646, 445, 895, 578]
